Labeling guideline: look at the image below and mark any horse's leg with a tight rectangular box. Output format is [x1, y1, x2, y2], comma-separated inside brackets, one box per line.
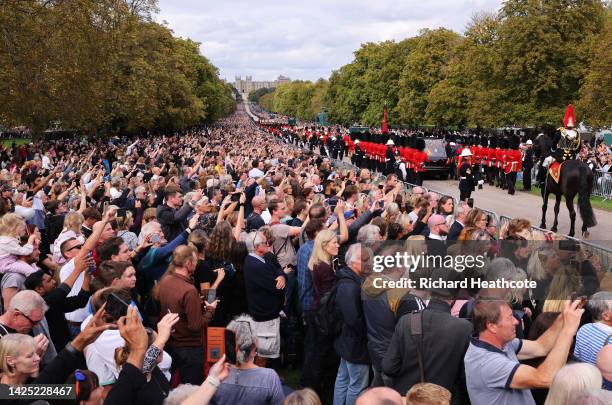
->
[551, 193, 561, 233]
[566, 192, 577, 237]
[540, 186, 548, 229]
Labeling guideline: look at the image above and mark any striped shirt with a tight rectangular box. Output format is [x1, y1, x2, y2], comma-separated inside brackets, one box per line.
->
[573, 322, 612, 364]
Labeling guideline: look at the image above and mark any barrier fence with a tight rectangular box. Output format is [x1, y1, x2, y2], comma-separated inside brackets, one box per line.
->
[593, 170, 612, 201]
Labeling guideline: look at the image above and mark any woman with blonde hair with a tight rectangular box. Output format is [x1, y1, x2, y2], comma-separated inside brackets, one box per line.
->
[283, 388, 321, 405]
[0, 334, 41, 384]
[308, 229, 340, 402]
[544, 363, 603, 405]
[458, 208, 487, 241]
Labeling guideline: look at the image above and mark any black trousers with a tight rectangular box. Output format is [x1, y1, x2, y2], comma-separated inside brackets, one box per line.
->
[506, 171, 517, 195]
[414, 171, 423, 186]
[460, 189, 472, 202]
[167, 345, 205, 385]
[309, 323, 339, 405]
[523, 167, 532, 190]
[300, 311, 317, 388]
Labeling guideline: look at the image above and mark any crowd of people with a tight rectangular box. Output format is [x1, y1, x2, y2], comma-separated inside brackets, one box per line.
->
[0, 104, 610, 405]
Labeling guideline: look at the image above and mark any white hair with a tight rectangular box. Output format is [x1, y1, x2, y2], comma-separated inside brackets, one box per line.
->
[568, 389, 612, 405]
[226, 314, 258, 365]
[139, 221, 160, 243]
[345, 243, 362, 266]
[587, 291, 612, 321]
[545, 363, 603, 405]
[357, 224, 380, 243]
[245, 231, 266, 253]
[164, 384, 199, 405]
[8, 290, 48, 315]
[455, 201, 470, 217]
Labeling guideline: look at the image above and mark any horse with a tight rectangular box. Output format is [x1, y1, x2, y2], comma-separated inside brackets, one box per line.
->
[533, 133, 597, 237]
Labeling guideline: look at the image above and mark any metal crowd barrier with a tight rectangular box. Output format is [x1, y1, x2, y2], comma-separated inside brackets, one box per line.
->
[592, 170, 612, 201]
[477, 207, 499, 223]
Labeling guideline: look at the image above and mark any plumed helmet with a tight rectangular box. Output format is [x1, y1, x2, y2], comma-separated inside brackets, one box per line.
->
[489, 137, 498, 148]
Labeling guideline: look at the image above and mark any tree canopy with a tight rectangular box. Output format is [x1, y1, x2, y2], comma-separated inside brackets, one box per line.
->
[0, 0, 235, 135]
[258, 79, 329, 121]
[259, 0, 609, 129]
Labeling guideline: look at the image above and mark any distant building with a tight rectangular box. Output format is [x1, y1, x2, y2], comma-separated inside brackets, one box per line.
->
[234, 75, 291, 95]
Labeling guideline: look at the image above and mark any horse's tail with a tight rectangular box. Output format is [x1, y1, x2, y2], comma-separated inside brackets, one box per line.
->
[578, 164, 597, 228]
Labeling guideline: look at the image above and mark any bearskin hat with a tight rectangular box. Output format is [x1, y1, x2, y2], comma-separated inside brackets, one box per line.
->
[416, 137, 426, 151]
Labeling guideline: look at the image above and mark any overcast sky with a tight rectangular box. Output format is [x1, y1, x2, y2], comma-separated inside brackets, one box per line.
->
[156, 0, 503, 83]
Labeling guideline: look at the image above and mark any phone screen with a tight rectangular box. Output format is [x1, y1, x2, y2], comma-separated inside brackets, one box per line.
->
[150, 233, 161, 244]
[224, 329, 237, 365]
[106, 292, 129, 321]
[204, 289, 216, 303]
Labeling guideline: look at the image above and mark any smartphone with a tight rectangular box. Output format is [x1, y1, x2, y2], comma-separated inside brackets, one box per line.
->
[378, 200, 385, 209]
[25, 190, 34, 199]
[150, 233, 161, 244]
[105, 292, 129, 321]
[203, 288, 216, 303]
[87, 251, 96, 274]
[231, 192, 241, 202]
[207, 327, 238, 365]
[103, 201, 109, 213]
[224, 330, 237, 365]
[378, 184, 384, 190]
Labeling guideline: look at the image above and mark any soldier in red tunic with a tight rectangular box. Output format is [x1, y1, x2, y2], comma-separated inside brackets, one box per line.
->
[504, 135, 522, 195]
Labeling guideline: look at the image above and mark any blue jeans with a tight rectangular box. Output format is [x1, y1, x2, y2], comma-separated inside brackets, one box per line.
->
[333, 358, 369, 405]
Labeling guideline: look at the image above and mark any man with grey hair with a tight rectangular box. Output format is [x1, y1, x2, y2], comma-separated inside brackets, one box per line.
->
[411, 186, 425, 197]
[573, 291, 612, 365]
[243, 230, 286, 364]
[427, 192, 440, 212]
[334, 244, 372, 404]
[0, 289, 55, 366]
[448, 201, 470, 241]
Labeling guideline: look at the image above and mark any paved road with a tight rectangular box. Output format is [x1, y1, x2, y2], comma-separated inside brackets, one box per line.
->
[422, 179, 612, 248]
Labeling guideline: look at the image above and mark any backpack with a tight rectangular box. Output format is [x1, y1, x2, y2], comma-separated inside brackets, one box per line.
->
[315, 278, 358, 336]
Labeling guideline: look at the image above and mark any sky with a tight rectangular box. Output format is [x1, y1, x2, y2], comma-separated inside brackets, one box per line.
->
[156, 0, 503, 83]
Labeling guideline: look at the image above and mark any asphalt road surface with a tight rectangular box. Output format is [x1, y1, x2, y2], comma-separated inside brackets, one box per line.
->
[422, 179, 611, 249]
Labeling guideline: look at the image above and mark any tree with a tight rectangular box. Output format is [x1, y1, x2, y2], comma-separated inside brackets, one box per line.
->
[397, 28, 462, 127]
[248, 87, 275, 103]
[577, 7, 612, 127]
[496, 0, 606, 125]
[0, 0, 234, 135]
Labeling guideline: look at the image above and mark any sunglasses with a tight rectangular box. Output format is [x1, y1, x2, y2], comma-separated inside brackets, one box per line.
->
[17, 309, 42, 326]
[67, 244, 83, 252]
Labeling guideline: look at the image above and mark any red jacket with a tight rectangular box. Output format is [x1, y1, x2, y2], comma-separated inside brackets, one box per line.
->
[504, 149, 522, 173]
[495, 148, 505, 168]
[413, 151, 428, 172]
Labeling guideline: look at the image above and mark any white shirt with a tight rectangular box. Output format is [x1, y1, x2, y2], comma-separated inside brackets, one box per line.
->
[81, 314, 172, 384]
[59, 259, 89, 323]
[261, 209, 271, 224]
[42, 155, 53, 170]
[248, 168, 265, 179]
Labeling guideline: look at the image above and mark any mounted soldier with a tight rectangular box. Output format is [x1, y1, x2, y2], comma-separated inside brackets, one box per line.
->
[539, 104, 582, 186]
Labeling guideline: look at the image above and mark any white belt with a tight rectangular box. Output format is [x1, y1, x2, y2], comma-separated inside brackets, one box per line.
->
[460, 177, 467, 180]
